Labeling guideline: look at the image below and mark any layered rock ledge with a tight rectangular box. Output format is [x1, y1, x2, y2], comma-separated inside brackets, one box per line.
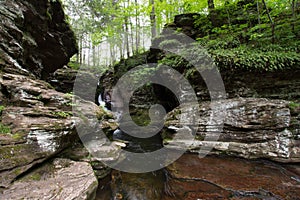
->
[1, 158, 98, 200]
[0, 72, 117, 189]
[163, 98, 300, 163]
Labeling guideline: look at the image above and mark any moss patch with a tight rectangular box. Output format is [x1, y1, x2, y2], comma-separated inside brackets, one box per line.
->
[0, 105, 5, 115]
[50, 111, 72, 118]
[289, 101, 300, 116]
[0, 123, 11, 134]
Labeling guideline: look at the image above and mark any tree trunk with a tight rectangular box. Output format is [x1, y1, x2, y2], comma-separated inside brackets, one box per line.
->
[79, 34, 83, 65]
[135, 0, 140, 54]
[292, 0, 296, 33]
[257, 0, 261, 32]
[92, 45, 96, 67]
[150, 0, 156, 38]
[262, 0, 275, 43]
[208, 0, 215, 10]
[124, 17, 130, 58]
[123, 0, 130, 58]
[129, 21, 135, 55]
[208, 0, 217, 27]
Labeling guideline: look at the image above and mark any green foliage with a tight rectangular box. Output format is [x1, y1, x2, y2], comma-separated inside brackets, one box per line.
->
[159, 54, 187, 70]
[113, 52, 148, 81]
[126, 66, 157, 86]
[289, 101, 300, 110]
[192, 0, 300, 72]
[0, 123, 11, 134]
[51, 111, 72, 118]
[63, 0, 300, 73]
[67, 61, 80, 70]
[203, 35, 241, 49]
[211, 45, 300, 71]
[130, 108, 151, 126]
[0, 106, 4, 115]
[0, 106, 10, 134]
[194, 15, 212, 36]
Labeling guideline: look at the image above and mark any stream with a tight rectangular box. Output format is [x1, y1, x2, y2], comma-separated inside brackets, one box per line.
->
[95, 94, 167, 200]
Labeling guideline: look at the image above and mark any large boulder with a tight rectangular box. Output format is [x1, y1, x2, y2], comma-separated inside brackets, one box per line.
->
[0, 0, 77, 79]
[163, 98, 300, 163]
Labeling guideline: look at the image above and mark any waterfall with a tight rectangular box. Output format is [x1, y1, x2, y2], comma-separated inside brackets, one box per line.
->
[98, 94, 106, 108]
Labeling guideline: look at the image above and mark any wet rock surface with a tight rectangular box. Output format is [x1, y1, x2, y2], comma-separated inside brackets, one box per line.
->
[1, 158, 98, 200]
[163, 154, 300, 200]
[110, 170, 165, 200]
[164, 98, 300, 163]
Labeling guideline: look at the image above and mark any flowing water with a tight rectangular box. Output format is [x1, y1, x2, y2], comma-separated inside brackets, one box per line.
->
[95, 131, 166, 200]
[96, 94, 166, 200]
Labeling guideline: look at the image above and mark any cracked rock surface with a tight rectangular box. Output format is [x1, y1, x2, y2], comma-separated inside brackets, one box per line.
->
[163, 154, 300, 200]
[1, 158, 98, 200]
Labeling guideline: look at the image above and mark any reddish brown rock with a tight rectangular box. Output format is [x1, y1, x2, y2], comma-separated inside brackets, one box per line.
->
[163, 154, 300, 200]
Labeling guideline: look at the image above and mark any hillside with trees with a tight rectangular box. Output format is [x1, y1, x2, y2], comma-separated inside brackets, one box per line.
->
[62, 0, 300, 70]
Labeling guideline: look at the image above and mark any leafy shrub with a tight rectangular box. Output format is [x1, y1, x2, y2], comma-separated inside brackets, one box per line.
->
[211, 45, 300, 71]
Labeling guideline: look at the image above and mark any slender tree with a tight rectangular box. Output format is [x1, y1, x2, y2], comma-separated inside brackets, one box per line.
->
[292, 0, 296, 33]
[208, 0, 217, 27]
[208, 0, 215, 10]
[262, 0, 275, 43]
[150, 0, 156, 38]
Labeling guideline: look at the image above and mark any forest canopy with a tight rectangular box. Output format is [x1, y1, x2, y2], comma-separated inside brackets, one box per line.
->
[61, 0, 299, 70]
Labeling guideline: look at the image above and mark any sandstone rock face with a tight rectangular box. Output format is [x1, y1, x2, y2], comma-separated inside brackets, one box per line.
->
[0, 0, 77, 79]
[163, 154, 300, 200]
[163, 98, 300, 163]
[0, 0, 116, 199]
[1, 158, 98, 200]
[0, 72, 117, 188]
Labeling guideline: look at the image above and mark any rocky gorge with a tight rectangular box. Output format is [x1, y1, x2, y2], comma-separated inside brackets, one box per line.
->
[0, 0, 299, 200]
[97, 5, 300, 199]
[0, 0, 117, 198]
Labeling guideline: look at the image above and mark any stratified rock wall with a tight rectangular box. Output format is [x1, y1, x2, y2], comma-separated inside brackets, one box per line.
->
[164, 98, 300, 163]
[0, 0, 77, 79]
